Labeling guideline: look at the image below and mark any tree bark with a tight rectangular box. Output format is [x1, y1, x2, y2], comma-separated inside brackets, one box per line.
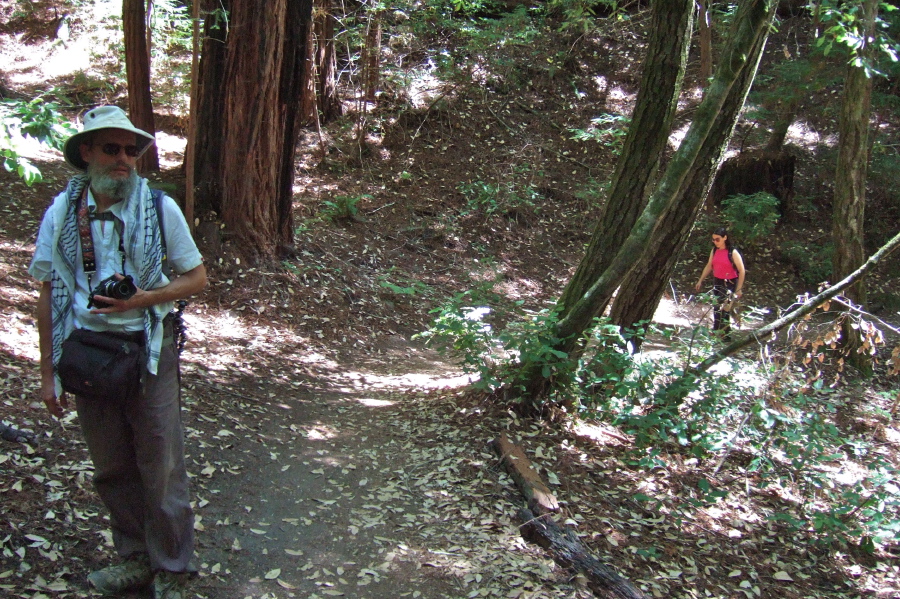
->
[217, 0, 312, 260]
[832, 0, 878, 373]
[191, 0, 231, 215]
[556, 0, 695, 317]
[316, 0, 342, 122]
[299, 0, 342, 127]
[698, 0, 713, 82]
[123, 0, 159, 173]
[832, 0, 877, 305]
[518, 508, 648, 599]
[363, 8, 382, 102]
[610, 21, 772, 341]
[184, 0, 201, 232]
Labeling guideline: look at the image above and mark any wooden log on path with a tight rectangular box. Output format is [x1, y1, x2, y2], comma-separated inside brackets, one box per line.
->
[491, 433, 560, 514]
[518, 507, 648, 599]
[491, 434, 647, 599]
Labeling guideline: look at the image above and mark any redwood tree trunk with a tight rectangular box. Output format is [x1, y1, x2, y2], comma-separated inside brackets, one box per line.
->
[123, 0, 159, 173]
[698, 0, 713, 82]
[833, 0, 877, 374]
[833, 0, 876, 305]
[218, 0, 312, 260]
[556, 0, 695, 316]
[317, 0, 342, 122]
[191, 0, 230, 215]
[363, 9, 382, 102]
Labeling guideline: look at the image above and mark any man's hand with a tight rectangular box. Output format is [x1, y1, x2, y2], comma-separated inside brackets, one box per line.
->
[89, 265, 206, 314]
[89, 273, 146, 314]
[41, 379, 68, 418]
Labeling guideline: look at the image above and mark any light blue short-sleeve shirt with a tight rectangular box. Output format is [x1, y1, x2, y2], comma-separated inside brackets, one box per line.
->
[29, 190, 203, 332]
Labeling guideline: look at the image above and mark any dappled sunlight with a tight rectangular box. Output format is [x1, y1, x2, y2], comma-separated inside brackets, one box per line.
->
[668, 121, 691, 150]
[355, 397, 395, 407]
[305, 425, 339, 441]
[786, 119, 833, 151]
[155, 131, 186, 170]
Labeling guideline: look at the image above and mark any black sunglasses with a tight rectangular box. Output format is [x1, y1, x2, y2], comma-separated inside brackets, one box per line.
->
[100, 143, 140, 158]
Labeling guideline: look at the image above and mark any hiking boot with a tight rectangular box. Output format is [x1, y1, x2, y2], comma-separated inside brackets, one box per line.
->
[153, 570, 189, 599]
[87, 554, 153, 594]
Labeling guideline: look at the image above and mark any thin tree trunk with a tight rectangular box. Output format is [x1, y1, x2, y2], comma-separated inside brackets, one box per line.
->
[363, 7, 382, 102]
[183, 0, 201, 232]
[299, 3, 318, 126]
[191, 0, 231, 216]
[698, 0, 713, 82]
[833, 0, 878, 374]
[123, 0, 159, 173]
[764, 95, 799, 152]
[317, 0, 341, 122]
[610, 16, 772, 343]
[833, 0, 877, 305]
[556, 0, 695, 316]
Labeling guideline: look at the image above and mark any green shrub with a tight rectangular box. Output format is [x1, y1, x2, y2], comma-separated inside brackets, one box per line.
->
[1, 98, 76, 185]
[721, 192, 781, 243]
[457, 170, 540, 218]
[569, 113, 630, 156]
[320, 194, 369, 221]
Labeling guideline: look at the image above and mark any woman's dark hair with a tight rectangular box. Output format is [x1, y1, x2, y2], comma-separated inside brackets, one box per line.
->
[713, 227, 734, 252]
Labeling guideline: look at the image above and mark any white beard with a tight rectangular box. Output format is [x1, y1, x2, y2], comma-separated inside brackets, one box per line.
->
[87, 162, 139, 201]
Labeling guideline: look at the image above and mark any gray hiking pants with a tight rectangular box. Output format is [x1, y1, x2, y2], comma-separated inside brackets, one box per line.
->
[75, 328, 194, 572]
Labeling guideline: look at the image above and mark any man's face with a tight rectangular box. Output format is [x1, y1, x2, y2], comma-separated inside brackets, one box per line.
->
[80, 128, 140, 176]
[80, 128, 140, 201]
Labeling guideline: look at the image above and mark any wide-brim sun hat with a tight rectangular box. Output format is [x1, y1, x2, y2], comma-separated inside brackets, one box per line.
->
[63, 105, 155, 171]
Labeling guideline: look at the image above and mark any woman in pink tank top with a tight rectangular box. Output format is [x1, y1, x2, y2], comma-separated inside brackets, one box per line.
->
[694, 227, 746, 340]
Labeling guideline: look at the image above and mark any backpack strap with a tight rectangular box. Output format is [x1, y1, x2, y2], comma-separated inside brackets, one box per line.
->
[150, 188, 172, 277]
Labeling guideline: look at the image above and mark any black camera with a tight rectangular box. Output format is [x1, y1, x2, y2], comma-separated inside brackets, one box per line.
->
[88, 275, 137, 309]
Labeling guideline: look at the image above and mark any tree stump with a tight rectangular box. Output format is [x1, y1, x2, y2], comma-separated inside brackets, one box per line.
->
[708, 149, 795, 216]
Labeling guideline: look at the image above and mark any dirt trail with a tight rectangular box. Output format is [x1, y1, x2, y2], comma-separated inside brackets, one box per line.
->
[163, 332, 580, 599]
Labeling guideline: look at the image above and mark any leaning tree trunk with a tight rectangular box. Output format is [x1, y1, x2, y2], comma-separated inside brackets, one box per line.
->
[516, 0, 778, 405]
[123, 0, 159, 173]
[833, 0, 878, 373]
[190, 0, 231, 215]
[556, 0, 695, 316]
[610, 18, 772, 342]
[216, 0, 313, 261]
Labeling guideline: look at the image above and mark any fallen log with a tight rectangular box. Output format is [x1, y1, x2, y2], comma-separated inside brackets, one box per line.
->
[518, 507, 648, 599]
[491, 433, 560, 514]
[491, 434, 647, 599]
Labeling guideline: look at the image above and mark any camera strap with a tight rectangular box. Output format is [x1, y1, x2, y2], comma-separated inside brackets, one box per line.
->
[77, 187, 126, 280]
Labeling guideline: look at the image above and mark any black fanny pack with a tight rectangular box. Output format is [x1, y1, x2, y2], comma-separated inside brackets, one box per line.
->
[58, 329, 143, 401]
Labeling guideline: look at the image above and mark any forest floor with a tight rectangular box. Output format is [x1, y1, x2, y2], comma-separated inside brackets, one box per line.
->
[2, 2, 900, 599]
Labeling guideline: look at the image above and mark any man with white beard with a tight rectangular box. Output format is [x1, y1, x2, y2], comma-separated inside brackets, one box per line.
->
[29, 106, 206, 599]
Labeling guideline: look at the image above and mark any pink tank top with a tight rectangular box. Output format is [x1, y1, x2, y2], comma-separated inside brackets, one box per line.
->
[712, 248, 738, 280]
